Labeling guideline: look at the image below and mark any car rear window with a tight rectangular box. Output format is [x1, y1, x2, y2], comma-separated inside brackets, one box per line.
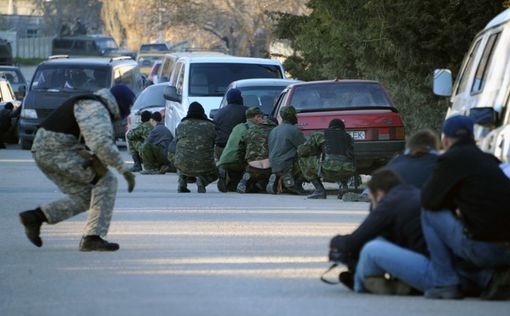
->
[289, 82, 391, 111]
[189, 63, 283, 97]
[0, 69, 24, 84]
[236, 85, 289, 114]
[137, 55, 162, 68]
[31, 66, 111, 92]
[140, 44, 169, 52]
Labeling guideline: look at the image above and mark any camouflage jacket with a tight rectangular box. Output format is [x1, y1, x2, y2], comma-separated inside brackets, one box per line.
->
[32, 88, 128, 173]
[238, 118, 276, 163]
[217, 121, 254, 167]
[126, 121, 153, 144]
[298, 128, 354, 160]
[174, 118, 216, 174]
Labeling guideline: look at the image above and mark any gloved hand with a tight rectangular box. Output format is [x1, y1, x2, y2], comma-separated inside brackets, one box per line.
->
[123, 171, 135, 193]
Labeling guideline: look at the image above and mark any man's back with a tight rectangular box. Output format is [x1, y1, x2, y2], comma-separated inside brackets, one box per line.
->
[268, 123, 305, 173]
[243, 119, 276, 162]
[387, 152, 437, 189]
[175, 118, 216, 173]
[214, 103, 247, 147]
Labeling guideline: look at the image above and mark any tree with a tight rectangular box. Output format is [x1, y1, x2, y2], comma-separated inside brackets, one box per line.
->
[274, 0, 507, 133]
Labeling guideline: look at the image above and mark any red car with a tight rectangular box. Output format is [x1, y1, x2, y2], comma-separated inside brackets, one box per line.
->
[272, 80, 405, 174]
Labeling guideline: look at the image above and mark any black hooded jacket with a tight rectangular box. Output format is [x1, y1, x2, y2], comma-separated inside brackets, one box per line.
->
[214, 103, 248, 147]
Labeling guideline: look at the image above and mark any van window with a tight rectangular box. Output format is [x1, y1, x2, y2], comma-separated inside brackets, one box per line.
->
[171, 62, 184, 87]
[95, 38, 118, 51]
[176, 65, 185, 95]
[188, 63, 282, 97]
[160, 57, 175, 82]
[32, 66, 111, 92]
[455, 39, 482, 95]
[472, 32, 501, 94]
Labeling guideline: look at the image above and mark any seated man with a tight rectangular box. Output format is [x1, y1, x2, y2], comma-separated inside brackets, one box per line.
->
[329, 168, 430, 294]
[126, 110, 153, 172]
[140, 112, 174, 175]
[236, 108, 277, 193]
[267, 106, 307, 195]
[217, 107, 264, 192]
[421, 115, 510, 300]
[174, 102, 217, 193]
[298, 119, 355, 199]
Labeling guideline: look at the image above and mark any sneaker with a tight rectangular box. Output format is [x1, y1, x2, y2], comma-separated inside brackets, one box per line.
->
[481, 267, 510, 300]
[140, 169, 159, 175]
[364, 276, 413, 295]
[424, 285, 464, 299]
[197, 177, 206, 193]
[19, 209, 45, 247]
[79, 235, 119, 252]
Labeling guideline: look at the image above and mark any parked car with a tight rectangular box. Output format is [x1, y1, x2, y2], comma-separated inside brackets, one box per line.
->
[163, 55, 285, 135]
[148, 60, 162, 84]
[271, 80, 405, 174]
[19, 56, 144, 149]
[52, 35, 137, 59]
[139, 42, 170, 53]
[0, 78, 21, 143]
[126, 82, 167, 132]
[0, 66, 28, 100]
[210, 78, 301, 118]
[136, 53, 166, 76]
[433, 7, 510, 163]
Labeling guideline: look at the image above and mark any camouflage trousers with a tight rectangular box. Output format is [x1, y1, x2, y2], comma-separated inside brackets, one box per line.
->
[298, 155, 353, 183]
[32, 128, 117, 237]
[141, 143, 172, 171]
[127, 138, 144, 156]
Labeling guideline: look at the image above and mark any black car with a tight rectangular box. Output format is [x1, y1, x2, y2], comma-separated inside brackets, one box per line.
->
[0, 66, 27, 100]
[19, 56, 144, 149]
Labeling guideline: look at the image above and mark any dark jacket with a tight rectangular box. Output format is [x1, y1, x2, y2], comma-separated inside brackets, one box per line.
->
[0, 106, 20, 132]
[330, 184, 428, 260]
[268, 123, 306, 173]
[146, 122, 173, 155]
[214, 103, 248, 147]
[422, 139, 510, 241]
[386, 152, 438, 189]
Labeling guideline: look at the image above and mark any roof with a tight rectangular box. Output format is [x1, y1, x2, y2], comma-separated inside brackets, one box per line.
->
[231, 78, 301, 88]
[54, 34, 114, 40]
[177, 55, 282, 65]
[39, 57, 136, 67]
[485, 8, 510, 29]
[290, 79, 381, 88]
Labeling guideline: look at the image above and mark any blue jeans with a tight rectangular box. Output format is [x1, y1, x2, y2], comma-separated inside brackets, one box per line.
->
[421, 209, 510, 288]
[354, 238, 435, 292]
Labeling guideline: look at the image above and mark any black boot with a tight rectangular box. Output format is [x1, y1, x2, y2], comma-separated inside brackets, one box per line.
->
[79, 235, 119, 251]
[178, 176, 190, 193]
[19, 208, 47, 247]
[129, 152, 142, 172]
[197, 176, 206, 193]
[266, 174, 278, 194]
[237, 172, 251, 193]
[308, 179, 327, 199]
[217, 166, 228, 193]
[282, 172, 307, 195]
[337, 182, 349, 200]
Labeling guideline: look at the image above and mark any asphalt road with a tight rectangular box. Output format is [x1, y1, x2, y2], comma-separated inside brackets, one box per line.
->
[0, 146, 508, 316]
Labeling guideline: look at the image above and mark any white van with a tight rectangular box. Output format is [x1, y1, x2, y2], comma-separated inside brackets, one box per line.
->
[163, 55, 286, 135]
[433, 8, 510, 162]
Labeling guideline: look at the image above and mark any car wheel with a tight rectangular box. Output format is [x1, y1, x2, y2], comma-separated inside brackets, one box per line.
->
[20, 137, 32, 150]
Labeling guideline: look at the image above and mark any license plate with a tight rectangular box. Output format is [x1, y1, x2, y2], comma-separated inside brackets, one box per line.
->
[348, 131, 366, 140]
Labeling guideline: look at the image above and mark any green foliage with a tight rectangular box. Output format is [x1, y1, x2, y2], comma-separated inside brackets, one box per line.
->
[14, 57, 45, 66]
[273, 0, 507, 134]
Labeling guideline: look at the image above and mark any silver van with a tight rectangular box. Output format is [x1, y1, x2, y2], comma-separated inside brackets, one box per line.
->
[433, 8, 510, 162]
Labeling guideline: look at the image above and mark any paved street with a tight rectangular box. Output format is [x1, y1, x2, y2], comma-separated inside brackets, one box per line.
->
[0, 146, 508, 316]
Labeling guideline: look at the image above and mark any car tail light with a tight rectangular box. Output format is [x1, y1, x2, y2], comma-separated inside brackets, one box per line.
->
[366, 127, 405, 140]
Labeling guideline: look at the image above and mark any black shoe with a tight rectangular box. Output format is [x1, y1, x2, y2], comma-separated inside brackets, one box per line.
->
[308, 179, 326, 199]
[364, 276, 413, 295]
[79, 235, 119, 252]
[424, 286, 464, 299]
[481, 267, 510, 300]
[19, 208, 46, 247]
[178, 186, 190, 193]
[217, 168, 228, 193]
[339, 271, 354, 290]
[197, 177, 206, 193]
[129, 153, 142, 172]
[237, 173, 251, 193]
[0, 142, 6, 149]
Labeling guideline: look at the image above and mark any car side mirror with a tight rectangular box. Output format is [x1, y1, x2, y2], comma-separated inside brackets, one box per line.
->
[433, 69, 453, 97]
[469, 107, 497, 127]
[209, 108, 219, 119]
[164, 85, 181, 103]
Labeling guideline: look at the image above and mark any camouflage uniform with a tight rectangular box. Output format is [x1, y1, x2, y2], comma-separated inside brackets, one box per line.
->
[31, 89, 129, 237]
[126, 121, 153, 156]
[174, 118, 218, 185]
[298, 130, 355, 183]
[237, 118, 276, 192]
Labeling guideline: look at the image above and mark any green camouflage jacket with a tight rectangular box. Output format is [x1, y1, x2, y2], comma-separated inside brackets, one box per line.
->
[238, 118, 276, 163]
[174, 118, 216, 174]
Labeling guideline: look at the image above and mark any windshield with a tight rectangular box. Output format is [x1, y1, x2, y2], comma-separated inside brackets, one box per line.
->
[96, 38, 118, 50]
[289, 83, 391, 111]
[31, 66, 111, 92]
[137, 55, 163, 67]
[189, 63, 283, 97]
[140, 44, 169, 52]
[132, 84, 166, 111]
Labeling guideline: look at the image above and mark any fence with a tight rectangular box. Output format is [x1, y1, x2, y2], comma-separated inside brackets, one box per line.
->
[16, 36, 53, 59]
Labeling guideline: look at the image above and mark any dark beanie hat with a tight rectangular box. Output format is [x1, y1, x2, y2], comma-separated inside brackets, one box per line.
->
[280, 106, 297, 124]
[329, 118, 345, 129]
[442, 115, 473, 138]
[226, 88, 243, 105]
[140, 110, 151, 122]
[245, 106, 263, 118]
[110, 84, 136, 119]
[186, 101, 207, 120]
[151, 111, 162, 122]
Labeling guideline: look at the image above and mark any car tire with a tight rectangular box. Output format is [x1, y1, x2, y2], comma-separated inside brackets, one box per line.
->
[20, 137, 32, 150]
